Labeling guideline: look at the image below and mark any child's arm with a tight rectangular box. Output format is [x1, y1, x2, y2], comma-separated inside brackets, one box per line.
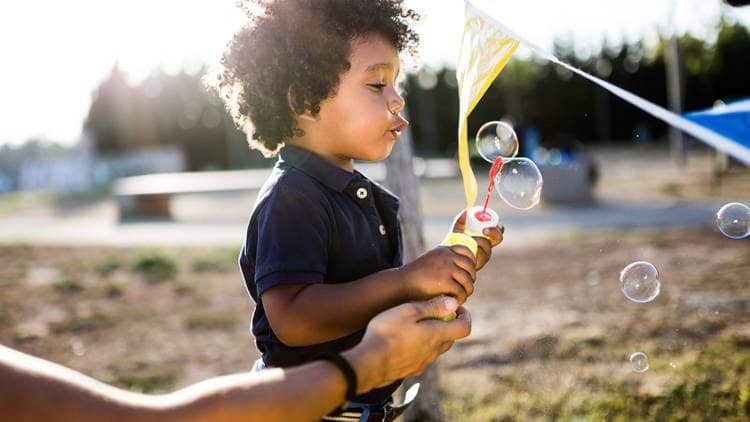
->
[262, 244, 476, 347]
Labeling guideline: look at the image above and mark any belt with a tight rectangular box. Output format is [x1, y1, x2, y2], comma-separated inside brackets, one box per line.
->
[321, 383, 420, 422]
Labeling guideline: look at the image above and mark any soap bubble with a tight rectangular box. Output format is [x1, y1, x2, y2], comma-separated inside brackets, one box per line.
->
[494, 157, 543, 210]
[475, 121, 519, 161]
[716, 202, 750, 239]
[620, 261, 660, 303]
[629, 352, 649, 373]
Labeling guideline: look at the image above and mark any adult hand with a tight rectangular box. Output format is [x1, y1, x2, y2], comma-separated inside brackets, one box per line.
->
[342, 296, 471, 394]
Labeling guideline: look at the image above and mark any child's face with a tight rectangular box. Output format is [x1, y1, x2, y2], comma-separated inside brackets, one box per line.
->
[306, 34, 408, 165]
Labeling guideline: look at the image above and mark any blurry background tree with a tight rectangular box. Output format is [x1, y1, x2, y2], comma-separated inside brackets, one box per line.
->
[80, 21, 750, 169]
[404, 21, 750, 158]
[83, 66, 272, 171]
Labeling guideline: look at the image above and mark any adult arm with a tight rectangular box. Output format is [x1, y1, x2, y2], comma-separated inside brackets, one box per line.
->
[0, 296, 470, 422]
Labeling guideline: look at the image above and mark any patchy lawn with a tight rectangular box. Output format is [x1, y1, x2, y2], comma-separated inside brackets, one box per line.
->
[0, 226, 748, 420]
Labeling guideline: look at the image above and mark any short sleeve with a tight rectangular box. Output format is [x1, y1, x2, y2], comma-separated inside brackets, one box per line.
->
[251, 186, 330, 295]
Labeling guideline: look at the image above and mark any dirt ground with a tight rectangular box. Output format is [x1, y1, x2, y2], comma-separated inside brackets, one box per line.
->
[0, 226, 748, 420]
[439, 227, 749, 420]
[0, 145, 749, 420]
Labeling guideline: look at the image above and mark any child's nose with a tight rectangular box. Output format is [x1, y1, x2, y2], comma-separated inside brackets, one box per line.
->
[388, 92, 405, 115]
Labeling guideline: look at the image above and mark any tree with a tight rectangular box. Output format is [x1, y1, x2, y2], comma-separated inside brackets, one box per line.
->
[384, 109, 443, 421]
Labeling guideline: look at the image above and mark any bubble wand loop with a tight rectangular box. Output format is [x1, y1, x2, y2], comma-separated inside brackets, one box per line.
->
[481, 157, 504, 216]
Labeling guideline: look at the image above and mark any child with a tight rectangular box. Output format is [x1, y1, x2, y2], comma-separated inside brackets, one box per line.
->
[209, 0, 503, 414]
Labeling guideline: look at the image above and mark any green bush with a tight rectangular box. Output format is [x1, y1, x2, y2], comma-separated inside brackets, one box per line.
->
[105, 283, 124, 297]
[133, 251, 177, 282]
[52, 278, 84, 293]
[95, 256, 121, 276]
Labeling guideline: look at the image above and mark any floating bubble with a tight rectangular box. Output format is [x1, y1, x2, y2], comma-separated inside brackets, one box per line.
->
[716, 202, 750, 239]
[475, 121, 519, 162]
[494, 157, 543, 210]
[620, 261, 660, 303]
[630, 351, 649, 373]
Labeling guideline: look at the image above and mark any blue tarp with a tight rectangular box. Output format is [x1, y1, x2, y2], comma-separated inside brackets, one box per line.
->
[684, 99, 750, 160]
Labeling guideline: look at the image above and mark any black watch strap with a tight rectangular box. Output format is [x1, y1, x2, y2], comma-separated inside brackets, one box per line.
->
[315, 353, 358, 401]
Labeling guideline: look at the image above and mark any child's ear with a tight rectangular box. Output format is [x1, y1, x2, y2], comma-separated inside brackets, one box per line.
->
[287, 88, 317, 122]
[298, 111, 317, 122]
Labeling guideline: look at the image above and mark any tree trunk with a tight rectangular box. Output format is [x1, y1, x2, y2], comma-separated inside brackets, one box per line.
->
[665, 0, 686, 167]
[384, 111, 444, 422]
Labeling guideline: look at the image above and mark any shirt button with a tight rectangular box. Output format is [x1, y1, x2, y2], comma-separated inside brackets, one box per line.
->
[378, 224, 386, 235]
[356, 187, 368, 199]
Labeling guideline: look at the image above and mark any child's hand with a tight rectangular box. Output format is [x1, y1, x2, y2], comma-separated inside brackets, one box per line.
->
[399, 244, 476, 304]
[451, 209, 504, 271]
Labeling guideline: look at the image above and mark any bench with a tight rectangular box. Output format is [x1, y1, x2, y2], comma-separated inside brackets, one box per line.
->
[112, 159, 457, 220]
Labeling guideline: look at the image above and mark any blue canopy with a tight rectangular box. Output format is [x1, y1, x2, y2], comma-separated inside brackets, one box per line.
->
[684, 98, 750, 163]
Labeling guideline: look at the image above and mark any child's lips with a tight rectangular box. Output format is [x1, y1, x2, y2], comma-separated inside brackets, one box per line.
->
[388, 119, 407, 140]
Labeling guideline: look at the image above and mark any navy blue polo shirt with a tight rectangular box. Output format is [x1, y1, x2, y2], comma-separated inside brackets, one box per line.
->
[239, 144, 404, 404]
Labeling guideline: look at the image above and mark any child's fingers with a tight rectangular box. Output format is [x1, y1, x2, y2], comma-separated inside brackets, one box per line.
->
[482, 224, 504, 247]
[451, 245, 477, 280]
[451, 209, 468, 233]
[474, 245, 490, 271]
[474, 236, 492, 257]
[451, 269, 475, 301]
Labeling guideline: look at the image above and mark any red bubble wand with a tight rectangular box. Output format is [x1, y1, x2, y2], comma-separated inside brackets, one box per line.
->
[477, 156, 504, 221]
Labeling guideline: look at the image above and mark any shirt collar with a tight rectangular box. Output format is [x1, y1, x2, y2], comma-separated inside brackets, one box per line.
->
[278, 144, 355, 192]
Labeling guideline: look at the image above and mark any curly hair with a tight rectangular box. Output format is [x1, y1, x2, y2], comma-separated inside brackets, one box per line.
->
[205, 0, 420, 157]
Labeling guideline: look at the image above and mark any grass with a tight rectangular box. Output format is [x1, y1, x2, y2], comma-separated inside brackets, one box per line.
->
[133, 250, 178, 282]
[95, 256, 122, 276]
[184, 311, 237, 330]
[51, 313, 112, 334]
[0, 191, 55, 214]
[171, 280, 195, 296]
[0, 268, 25, 286]
[659, 182, 684, 198]
[52, 277, 84, 293]
[190, 248, 238, 272]
[441, 333, 750, 420]
[557, 337, 750, 419]
[0, 303, 9, 328]
[109, 362, 179, 393]
[105, 283, 124, 297]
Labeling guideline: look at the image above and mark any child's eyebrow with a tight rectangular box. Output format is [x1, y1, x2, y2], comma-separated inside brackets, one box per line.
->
[364, 62, 400, 77]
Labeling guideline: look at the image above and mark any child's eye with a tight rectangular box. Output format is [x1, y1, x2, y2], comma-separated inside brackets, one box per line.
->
[368, 83, 386, 92]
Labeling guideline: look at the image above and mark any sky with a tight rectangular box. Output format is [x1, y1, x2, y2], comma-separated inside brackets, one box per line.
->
[0, 0, 748, 147]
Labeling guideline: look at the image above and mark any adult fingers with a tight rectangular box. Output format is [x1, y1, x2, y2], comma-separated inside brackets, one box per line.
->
[422, 305, 472, 341]
[437, 340, 454, 355]
[410, 296, 459, 321]
[455, 305, 471, 323]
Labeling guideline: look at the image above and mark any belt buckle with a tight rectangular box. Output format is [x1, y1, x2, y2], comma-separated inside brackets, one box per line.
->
[380, 404, 396, 422]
